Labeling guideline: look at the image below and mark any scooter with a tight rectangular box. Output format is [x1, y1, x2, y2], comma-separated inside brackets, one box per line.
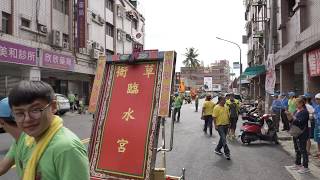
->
[241, 107, 260, 123]
[239, 114, 279, 145]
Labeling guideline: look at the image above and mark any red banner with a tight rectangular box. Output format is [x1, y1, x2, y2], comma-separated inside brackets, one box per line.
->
[91, 62, 159, 179]
[308, 48, 320, 77]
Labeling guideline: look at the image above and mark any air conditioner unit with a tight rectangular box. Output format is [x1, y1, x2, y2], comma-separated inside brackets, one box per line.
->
[117, 30, 124, 41]
[63, 42, 69, 49]
[92, 42, 100, 49]
[51, 30, 63, 47]
[98, 16, 104, 24]
[90, 49, 99, 59]
[79, 48, 88, 54]
[38, 25, 48, 34]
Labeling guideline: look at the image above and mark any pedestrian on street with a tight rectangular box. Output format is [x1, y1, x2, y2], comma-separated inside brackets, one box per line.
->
[8, 81, 90, 180]
[226, 93, 240, 140]
[75, 93, 80, 111]
[288, 92, 297, 114]
[271, 94, 282, 132]
[213, 96, 231, 160]
[0, 98, 23, 176]
[288, 97, 310, 174]
[302, 94, 315, 155]
[313, 93, 320, 159]
[68, 92, 76, 112]
[172, 92, 183, 122]
[255, 96, 265, 116]
[195, 94, 199, 112]
[280, 93, 290, 131]
[201, 94, 215, 136]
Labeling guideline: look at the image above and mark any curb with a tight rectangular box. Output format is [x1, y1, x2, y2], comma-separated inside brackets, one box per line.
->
[278, 135, 320, 180]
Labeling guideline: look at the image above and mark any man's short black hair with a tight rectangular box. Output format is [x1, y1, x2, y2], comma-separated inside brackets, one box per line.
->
[9, 81, 55, 107]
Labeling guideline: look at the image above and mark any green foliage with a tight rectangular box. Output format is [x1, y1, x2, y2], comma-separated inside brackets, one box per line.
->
[183, 47, 200, 69]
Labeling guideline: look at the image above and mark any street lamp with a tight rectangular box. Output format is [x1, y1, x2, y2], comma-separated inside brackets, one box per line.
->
[216, 37, 242, 95]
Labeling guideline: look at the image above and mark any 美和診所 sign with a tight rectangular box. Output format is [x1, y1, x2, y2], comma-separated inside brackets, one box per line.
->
[0, 40, 37, 66]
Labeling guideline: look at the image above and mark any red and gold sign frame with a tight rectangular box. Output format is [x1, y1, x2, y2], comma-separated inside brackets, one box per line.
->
[89, 51, 176, 180]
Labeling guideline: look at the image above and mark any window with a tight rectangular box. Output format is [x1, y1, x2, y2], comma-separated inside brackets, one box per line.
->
[63, 34, 69, 43]
[21, 18, 30, 28]
[106, 22, 114, 37]
[132, 19, 138, 30]
[53, 0, 69, 15]
[106, 0, 114, 12]
[1, 12, 10, 34]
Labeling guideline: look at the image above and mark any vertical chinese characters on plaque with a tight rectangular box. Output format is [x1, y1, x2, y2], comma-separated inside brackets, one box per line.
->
[122, 107, 135, 121]
[95, 62, 159, 179]
[117, 139, 128, 153]
[143, 64, 155, 78]
[88, 57, 107, 113]
[158, 51, 175, 117]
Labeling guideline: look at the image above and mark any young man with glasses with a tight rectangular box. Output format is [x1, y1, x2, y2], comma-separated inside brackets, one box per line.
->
[8, 81, 89, 180]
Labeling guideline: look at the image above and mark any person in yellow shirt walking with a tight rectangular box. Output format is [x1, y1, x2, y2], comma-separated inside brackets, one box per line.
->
[201, 94, 215, 136]
[213, 96, 231, 160]
[226, 93, 240, 140]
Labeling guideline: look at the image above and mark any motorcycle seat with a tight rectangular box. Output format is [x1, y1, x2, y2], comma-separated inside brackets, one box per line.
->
[243, 121, 261, 126]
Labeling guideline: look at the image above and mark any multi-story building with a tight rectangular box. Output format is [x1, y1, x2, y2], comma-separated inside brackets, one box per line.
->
[243, 0, 269, 98]
[180, 60, 230, 92]
[244, 0, 320, 109]
[274, 0, 320, 95]
[105, 0, 145, 55]
[0, 0, 145, 103]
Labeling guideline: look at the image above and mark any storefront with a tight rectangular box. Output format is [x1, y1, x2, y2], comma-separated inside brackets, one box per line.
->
[0, 39, 93, 104]
[0, 39, 39, 97]
[242, 65, 266, 98]
[306, 46, 320, 94]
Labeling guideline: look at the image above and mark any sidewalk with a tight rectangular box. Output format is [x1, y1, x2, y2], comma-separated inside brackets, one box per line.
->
[278, 131, 320, 179]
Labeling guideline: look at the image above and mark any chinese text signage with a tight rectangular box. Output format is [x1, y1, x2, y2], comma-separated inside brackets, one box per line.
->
[0, 40, 37, 66]
[265, 54, 276, 94]
[94, 62, 158, 179]
[42, 50, 75, 71]
[158, 51, 175, 117]
[77, 0, 86, 48]
[88, 56, 107, 113]
[308, 48, 320, 77]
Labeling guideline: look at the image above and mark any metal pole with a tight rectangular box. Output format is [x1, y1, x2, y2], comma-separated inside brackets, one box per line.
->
[216, 37, 242, 94]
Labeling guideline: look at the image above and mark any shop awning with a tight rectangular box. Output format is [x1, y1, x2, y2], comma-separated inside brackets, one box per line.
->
[242, 65, 266, 77]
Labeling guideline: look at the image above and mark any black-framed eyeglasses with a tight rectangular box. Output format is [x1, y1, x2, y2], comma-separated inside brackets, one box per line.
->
[13, 103, 51, 123]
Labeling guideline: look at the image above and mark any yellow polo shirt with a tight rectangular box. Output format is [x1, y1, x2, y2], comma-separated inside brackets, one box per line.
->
[202, 101, 215, 116]
[212, 104, 230, 126]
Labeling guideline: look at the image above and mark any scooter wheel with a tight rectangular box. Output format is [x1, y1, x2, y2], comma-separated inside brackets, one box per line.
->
[241, 133, 251, 144]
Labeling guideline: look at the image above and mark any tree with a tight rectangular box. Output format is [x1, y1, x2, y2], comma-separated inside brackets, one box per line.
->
[183, 47, 200, 69]
[182, 48, 200, 87]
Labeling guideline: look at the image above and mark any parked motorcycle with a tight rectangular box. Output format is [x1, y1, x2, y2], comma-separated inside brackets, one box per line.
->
[241, 107, 260, 123]
[239, 114, 279, 145]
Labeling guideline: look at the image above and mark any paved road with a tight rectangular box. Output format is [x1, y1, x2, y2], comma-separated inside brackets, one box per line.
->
[0, 99, 295, 180]
[156, 99, 294, 180]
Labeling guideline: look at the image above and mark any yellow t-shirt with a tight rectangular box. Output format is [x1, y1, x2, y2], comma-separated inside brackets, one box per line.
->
[212, 104, 230, 126]
[202, 101, 215, 116]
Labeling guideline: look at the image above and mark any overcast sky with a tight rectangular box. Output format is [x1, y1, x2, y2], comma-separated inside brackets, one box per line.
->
[137, 0, 248, 75]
